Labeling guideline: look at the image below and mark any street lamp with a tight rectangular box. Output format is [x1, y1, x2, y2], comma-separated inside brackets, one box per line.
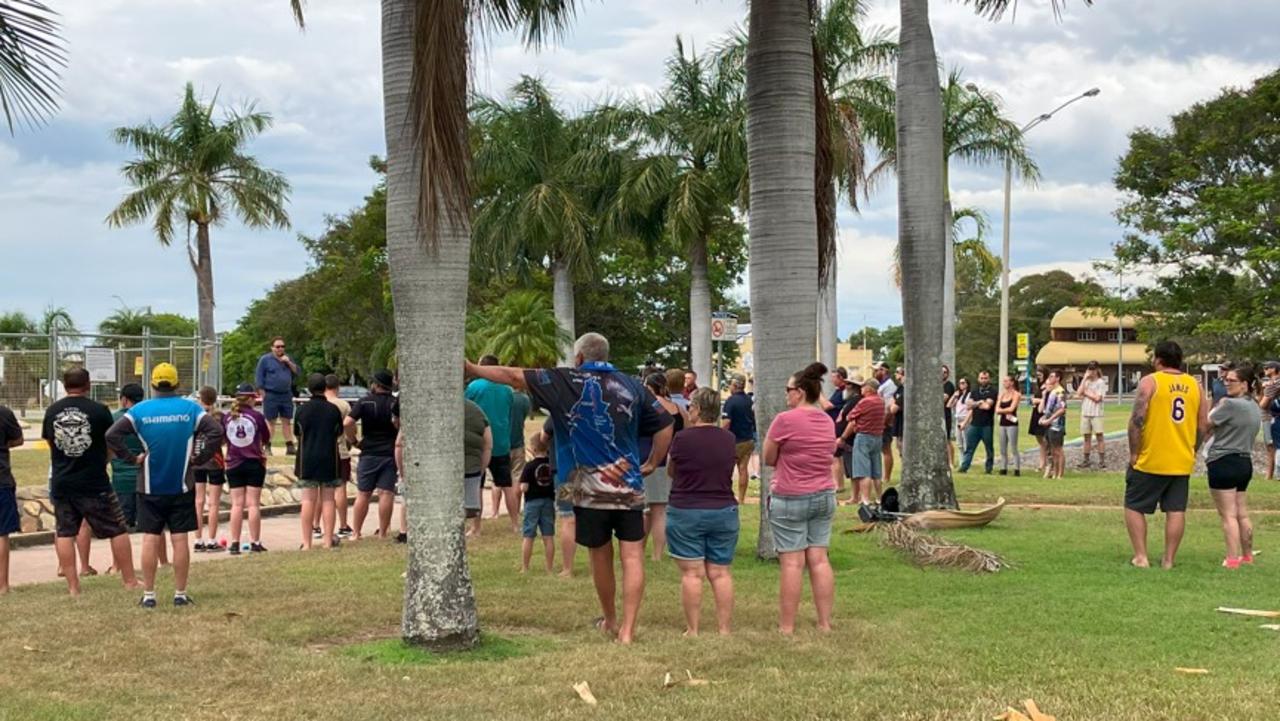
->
[997, 87, 1101, 386]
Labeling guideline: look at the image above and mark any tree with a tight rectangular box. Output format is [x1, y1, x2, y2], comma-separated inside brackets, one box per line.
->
[1111, 68, 1280, 359]
[610, 38, 747, 383]
[851, 324, 904, 365]
[1008, 269, 1103, 360]
[105, 83, 291, 343]
[374, 0, 581, 650]
[0, 310, 37, 349]
[469, 290, 567, 369]
[893, 0, 1087, 513]
[471, 76, 614, 365]
[0, 0, 65, 133]
[98, 305, 198, 341]
[746, 0, 818, 559]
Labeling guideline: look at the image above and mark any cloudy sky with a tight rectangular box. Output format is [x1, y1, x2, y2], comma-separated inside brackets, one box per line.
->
[1, 0, 1276, 341]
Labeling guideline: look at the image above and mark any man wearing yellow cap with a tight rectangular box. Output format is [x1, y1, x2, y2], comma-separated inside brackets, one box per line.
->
[107, 363, 223, 607]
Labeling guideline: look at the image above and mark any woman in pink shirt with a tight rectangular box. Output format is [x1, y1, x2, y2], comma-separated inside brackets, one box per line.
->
[763, 362, 837, 635]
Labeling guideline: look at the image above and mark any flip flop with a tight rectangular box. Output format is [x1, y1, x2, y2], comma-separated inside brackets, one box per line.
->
[592, 617, 616, 638]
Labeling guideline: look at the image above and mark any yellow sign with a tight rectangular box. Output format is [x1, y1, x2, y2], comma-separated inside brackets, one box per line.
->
[1016, 333, 1030, 360]
[133, 356, 144, 376]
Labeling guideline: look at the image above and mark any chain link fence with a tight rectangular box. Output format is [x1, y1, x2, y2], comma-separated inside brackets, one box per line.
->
[0, 330, 221, 421]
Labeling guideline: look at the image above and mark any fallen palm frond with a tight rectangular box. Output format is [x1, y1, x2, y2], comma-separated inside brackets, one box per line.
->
[880, 522, 1010, 573]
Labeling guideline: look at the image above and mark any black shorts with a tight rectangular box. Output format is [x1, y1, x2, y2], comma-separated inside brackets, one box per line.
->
[0, 487, 21, 536]
[227, 460, 267, 489]
[1045, 428, 1066, 448]
[194, 468, 225, 486]
[357, 455, 397, 493]
[1207, 454, 1252, 492]
[881, 430, 894, 450]
[137, 491, 198, 534]
[1124, 467, 1189, 514]
[339, 458, 352, 483]
[573, 506, 645, 548]
[488, 454, 513, 488]
[53, 491, 129, 539]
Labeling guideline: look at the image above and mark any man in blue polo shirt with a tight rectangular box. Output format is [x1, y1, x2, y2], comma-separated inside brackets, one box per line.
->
[107, 363, 222, 608]
[255, 336, 299, 455]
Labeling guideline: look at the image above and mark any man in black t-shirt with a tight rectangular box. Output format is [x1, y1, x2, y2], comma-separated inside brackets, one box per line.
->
[959, 370, 998, 474]
[42, 368, 139, 595]
[942, 365, 957, 468]
[1, 403, 24, 594]
[295, 374, 344, 549]
[344, 370, 400, 541]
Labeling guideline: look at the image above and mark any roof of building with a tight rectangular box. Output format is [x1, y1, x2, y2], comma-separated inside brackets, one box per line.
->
[1035, 341, 1149, 367]
[1049, 306, 1140, 330]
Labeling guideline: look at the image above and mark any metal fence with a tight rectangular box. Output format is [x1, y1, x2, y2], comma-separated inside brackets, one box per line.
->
[0, 330, 221, 421]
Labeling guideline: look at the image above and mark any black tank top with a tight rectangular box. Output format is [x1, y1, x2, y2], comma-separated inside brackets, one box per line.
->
[997, 394, 1018, 427]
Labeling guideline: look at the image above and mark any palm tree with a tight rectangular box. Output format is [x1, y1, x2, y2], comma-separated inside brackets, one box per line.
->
[0, 0, 65, 133]
[473, 290, 568, 369]
[470, 76, 620, 365]
[746, 0, 818, 559]
[893, 0, 1088, 512]
[376, 0, 581, 649]
[105, 83, 290, 344]
[608, 38, 746, 383]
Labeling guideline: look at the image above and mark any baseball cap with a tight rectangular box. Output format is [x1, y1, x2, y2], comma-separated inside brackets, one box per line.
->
[1263, 360, 1280, 372]
[373, 369, 395, 389]
[234, 382, 256, 396]
[874, 361, 890, 371]
[119, 383, 144, 403]
[151, 362, 179, 390]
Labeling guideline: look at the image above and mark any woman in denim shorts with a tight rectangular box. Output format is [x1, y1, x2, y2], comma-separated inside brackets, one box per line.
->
[666, 387, 739, 636]
[763, 362, 838, 635]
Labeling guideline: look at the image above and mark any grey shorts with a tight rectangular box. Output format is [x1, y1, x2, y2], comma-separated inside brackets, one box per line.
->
[644, 464, 671, 506]
[768, 490, 836, 553]
[463, 473, 483, 518]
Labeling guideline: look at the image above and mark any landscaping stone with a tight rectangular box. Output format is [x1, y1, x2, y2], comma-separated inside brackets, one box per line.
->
[19, 515, 38, 533]
[22, 501, 42, 517]
[37, 499, 53, 514]
[289, 488, 303, 503]
[38, 513, 55, 531]
[273, 487, 293, 505]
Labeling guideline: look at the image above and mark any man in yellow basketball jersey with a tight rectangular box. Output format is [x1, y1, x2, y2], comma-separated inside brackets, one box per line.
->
[1125, 341, 1208, 569]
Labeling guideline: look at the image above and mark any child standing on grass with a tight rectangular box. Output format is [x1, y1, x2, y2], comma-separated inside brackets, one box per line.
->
[519, 433, 556, 573]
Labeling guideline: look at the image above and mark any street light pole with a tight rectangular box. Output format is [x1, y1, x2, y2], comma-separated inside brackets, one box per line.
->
[997, 88, 1101, 385]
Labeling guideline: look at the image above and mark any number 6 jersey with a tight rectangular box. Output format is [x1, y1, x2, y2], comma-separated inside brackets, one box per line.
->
[1134, 370, 1201, 476]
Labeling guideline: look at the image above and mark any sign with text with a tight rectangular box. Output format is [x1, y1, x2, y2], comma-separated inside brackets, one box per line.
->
[710, 313, 738, 342]
[84, 347, 117, 383]
[1016, 332, 1030, 360]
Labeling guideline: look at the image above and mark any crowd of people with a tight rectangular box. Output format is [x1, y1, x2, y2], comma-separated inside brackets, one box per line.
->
[1, 332, 1277, 644]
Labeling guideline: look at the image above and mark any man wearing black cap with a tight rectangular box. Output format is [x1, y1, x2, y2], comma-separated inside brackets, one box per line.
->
[110, 384, 145, 529]
[345, 370, 400, 540]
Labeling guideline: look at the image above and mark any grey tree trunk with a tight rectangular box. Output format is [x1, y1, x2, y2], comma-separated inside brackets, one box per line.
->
[193, 222, 216, 343]
[818, 180, 839, 395]
[383, 0, 479, 650]
[552, 256, 575, 366]
[689, 235, 712, 384]
[747, 0, 818, 560]
[941, 199, 955, 373]
[895, 0, 956, 512]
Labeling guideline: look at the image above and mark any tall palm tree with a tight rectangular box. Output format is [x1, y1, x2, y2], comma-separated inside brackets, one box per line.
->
[746, 0, 817, 559]
[607, 38, 746, 383]
[893, 0, 1089, 512]
[470, 76, 612, 365]
[105, 84, 290, 343]
[0, 0, 64, 133]
[378, 0, 581, 649]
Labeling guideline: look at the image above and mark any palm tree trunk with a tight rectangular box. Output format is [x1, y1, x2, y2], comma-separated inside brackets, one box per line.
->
[552, 255, 575, 366]
[941, 198, 956, 373]
[383, 0, 478, 650]
[747, 0, 818, 560]
[895, 0, 956, 512]
[689, 233, 712, 384]
[818, 181, 839, 394]
[194, 222, 216, 342]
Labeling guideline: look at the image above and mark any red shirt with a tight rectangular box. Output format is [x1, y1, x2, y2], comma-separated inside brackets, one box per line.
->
[848, 394, 886, 435]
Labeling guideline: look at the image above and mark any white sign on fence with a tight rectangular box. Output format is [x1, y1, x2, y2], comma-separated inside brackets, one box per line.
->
[710, 314, 738, 342]
[84, 347, 117, 383]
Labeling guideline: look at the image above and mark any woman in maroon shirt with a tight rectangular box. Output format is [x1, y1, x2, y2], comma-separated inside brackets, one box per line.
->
[666, 387, 739, 636]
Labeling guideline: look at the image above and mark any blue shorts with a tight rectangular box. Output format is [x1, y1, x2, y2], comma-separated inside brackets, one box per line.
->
[768, 490, 836, 553]
[262, 391, 295, 420]
[522, 497, 556, 538]
[0, 486, 19, 536]
[666, 505, 739, 565]
[851, 433, 882, 479]
[357, 455, 397, 493]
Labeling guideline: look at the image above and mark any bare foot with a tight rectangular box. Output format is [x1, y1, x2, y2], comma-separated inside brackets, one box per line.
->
[0, 586, 9, 595]
[558, 569, 573, 579]
[778, 627, 795, 637]
[682, 628, 698, 638]
[519, 566, 528, 574]
[718, 628, 731, 636]
[1161, 560, 1175, 570]
[817, 623, 833, 633]
[616, 631, 635, 645]
[1130, 557, 1150, 568]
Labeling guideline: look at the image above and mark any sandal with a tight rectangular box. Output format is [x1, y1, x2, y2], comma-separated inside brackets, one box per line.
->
[592, 616, 616, 638]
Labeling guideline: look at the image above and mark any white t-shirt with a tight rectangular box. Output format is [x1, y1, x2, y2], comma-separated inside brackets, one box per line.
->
[1080, 377, 1107, 418]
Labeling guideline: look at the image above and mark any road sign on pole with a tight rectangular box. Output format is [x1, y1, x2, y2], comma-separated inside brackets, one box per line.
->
[1016, 332, 1029, 360]
[710, 312, 738, 342]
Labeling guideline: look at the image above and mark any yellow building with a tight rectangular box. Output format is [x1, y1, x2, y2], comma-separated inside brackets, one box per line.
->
[731, 324, 875, 383]
[1034, 306, 1148, 393]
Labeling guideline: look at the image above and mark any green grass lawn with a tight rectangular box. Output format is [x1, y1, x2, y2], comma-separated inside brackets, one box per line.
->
[3, 503, 1278, 720]
[1010, 399, 1132, 453]
[955, 469, 1280, 511]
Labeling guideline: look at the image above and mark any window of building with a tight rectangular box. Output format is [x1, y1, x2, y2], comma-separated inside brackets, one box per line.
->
[1107, 330, 1123, 342]
[1077, 330, 1098, 341]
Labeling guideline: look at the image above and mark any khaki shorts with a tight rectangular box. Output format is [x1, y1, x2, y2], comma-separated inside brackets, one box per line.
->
[1080, 416, 1105, 435]
[734, 440, 756, 464]
[510, 448, 527, 485]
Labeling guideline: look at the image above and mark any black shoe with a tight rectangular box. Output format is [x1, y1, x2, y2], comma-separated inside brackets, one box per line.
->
[139, 596, 157, 609]
[206, 541, 224, 553]
[173, 595, 194, 607]
[395, 532, 407, 544]
[999, 469, 1008, 476]
[311, 527, 322, 539]
[228, 544, 242, 556]
[1014, 469, 1021, 477]
[285, 442, 297, 456]
[250, 542, 268, 553]
[329, 537, 342, 549]
[337, 526, 353, 538]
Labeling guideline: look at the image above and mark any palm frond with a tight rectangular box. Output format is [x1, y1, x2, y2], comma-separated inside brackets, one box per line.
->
[410, 0, 471, 242]
[0, 0, 66, 133]
[880, 522, 1010, 573]
[290, 0, 305, 29]
[965, 0, 1092, 22]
